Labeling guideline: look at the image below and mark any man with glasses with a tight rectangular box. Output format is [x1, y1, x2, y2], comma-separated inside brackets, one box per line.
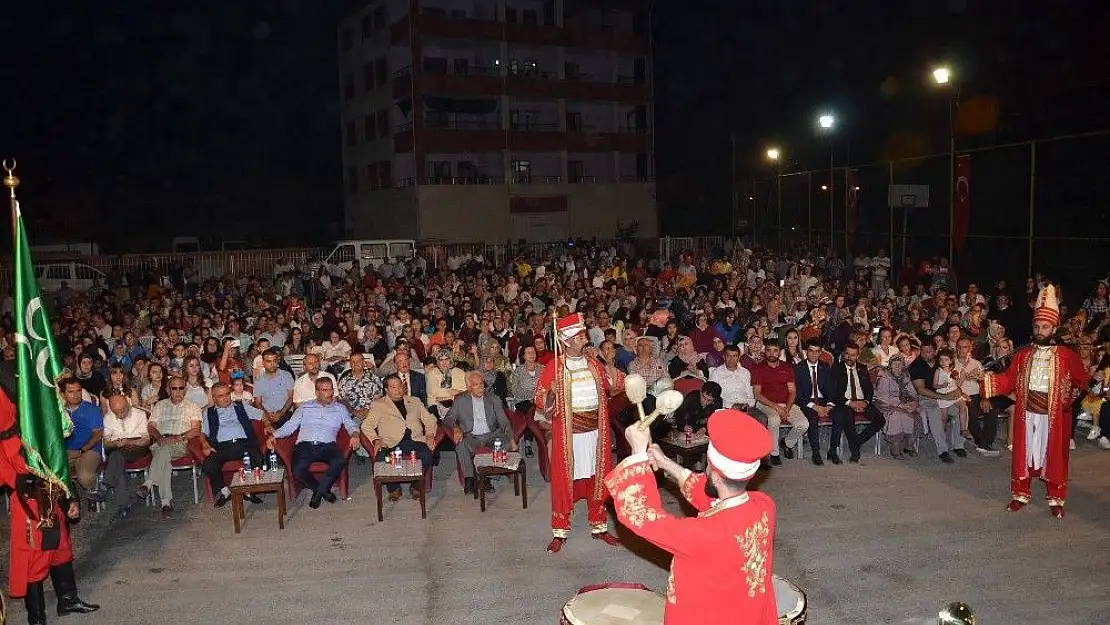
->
[198, 383, 267, 508]
[138, 375, 202, 518]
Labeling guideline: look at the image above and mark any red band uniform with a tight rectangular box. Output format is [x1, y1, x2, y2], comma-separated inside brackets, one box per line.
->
[605, 410, 778, 625]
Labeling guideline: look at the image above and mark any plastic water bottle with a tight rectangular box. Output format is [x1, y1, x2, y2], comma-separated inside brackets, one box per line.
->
[242, 452, 252, 473]
[268, 449, 279, 472]
[393, 449, 402, 467]
[493, 438, 502, 462]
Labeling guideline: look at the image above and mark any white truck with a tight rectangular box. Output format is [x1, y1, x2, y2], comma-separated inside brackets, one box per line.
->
[306, 239, 416, 277]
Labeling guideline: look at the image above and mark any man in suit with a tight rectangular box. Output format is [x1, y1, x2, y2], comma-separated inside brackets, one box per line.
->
[793, 338, 835, 465]
[829, 343, 886, 463]
[393, 351, 427, 406]
[361, 374, 438, 501]
[445, 371, 516, 494]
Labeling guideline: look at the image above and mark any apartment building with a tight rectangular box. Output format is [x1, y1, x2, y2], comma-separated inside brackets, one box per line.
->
[338, 0, 656, 243]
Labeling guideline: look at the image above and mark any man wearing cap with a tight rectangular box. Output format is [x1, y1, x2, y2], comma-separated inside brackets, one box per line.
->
[605, 411, 778, 625]
[534, 312, 624, 553]
[982, 285, 1099, 518]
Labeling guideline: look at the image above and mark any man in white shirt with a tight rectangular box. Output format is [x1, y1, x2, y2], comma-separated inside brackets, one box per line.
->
[293, 353, 336, 409]
[709, 346, 759, 413]
[91, 390, 151, 520]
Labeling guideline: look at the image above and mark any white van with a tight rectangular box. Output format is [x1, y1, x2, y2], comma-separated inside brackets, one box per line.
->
[36, 262, 107, 293]
[307, 240, 416, 277]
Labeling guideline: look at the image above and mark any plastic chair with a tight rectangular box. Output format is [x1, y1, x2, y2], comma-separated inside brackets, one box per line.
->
[672, 377, 704, 396]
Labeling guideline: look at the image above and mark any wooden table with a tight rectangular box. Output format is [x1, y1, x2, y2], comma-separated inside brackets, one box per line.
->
[474, 452, 526, 512]
[373, 460, 426, 521]
[657, 431, 709, 468]
[230, 469, 286, 534]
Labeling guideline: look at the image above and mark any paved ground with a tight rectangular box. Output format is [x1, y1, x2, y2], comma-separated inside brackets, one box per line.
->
[2, 436, 1109, 625]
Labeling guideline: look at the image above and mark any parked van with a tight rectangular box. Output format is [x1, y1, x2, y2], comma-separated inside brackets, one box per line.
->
[36, 262, 107, 293]
[308, 240, 416, 277]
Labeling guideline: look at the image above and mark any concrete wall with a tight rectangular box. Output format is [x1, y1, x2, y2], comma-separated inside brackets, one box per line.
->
[412, 182, 656, 242]
[347, 188, 420, 238]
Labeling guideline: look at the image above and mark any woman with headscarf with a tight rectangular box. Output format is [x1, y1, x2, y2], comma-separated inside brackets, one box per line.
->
[668, 336, 709, 380]
[874, 355, 920, 459]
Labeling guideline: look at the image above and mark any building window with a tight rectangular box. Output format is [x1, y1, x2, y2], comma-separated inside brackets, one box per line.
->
[458, 161, 476, 179]
[511, 160, 531, 183]
[373, 6, 387, 31]
[568, 160, 584, 183]
[429, 161, 451, 182]
[379, 160, 392, 187]
[347, 167, 358, 194]
[505, 7, 518, 23]
[340, 27, 353, 52]
[566, 111, 582, 132]
[451, 9, 467, 19]
[452, 58, 469, 75]
[374, 57, 387, 86]
[423, 57, 448, 75]
[423, 6, 446, 17]
[636, 153, 650, 180]
[343, 73, 355, 101]
[363, 62, 375, 92]
[361, 13, 373, 39]
[367, 163, 379, 191]
[522, 9, 537, 25]
[345, 121, 357, 147]
[377, 110, 390, 137]
[364, 114, 376, 142]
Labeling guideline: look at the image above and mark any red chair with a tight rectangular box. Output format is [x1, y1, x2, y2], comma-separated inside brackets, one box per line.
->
[672, 377, 704, 396]
[524, 413, 551, 482]
[273, 428, 355, 500]
[188, 420, 268, 502]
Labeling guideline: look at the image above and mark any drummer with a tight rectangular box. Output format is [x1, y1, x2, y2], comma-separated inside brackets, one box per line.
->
[605, 409, 778, 625]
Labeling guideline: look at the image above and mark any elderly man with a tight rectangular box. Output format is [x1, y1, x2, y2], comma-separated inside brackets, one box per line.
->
[269, 377, 360, 508]
[90, 390, 151, 521]
[138, 376, 202, 518]
[293, 353, 336, 409]
[445, 371, 516, 495]
[426, 349, 467, 418]
[198, 383, 267, 508]
[337, 352, 383, 420]
[627, 336, 666, 389]
[362, 374, 438, 501]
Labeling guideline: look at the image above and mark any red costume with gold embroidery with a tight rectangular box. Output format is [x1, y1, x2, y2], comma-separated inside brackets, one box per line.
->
[534, 314, 623, 543]
[982, 344, 1089, 507]
[605, 409, 778, 625]
[604, 457, 777, 625]
[0, 389, 74, 598]
[982, 285, 1092, 516]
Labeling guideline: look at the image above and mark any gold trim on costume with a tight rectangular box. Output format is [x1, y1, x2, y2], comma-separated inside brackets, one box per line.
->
[698, 492, 750, 518]
[590, 523, 609, 533]
[553, 528, 570, 538]
[735, 512, 771, 599]
[614, 483, 665, 528]
[666, 567, 677, 605]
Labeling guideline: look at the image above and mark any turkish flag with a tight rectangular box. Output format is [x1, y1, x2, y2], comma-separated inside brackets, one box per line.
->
[954, 155, 971, 253]
[846, 169, 860, 243]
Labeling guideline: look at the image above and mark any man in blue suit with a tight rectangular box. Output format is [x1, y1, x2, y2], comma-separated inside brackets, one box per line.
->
[794, 338, 835, 465]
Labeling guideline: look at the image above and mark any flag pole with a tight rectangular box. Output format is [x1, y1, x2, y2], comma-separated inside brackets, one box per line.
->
[3, 158, 17, 219]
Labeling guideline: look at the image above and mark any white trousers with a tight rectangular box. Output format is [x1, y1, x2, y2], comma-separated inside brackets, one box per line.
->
[571, 430, 599, 480]
[1025, 411, 1049, 470]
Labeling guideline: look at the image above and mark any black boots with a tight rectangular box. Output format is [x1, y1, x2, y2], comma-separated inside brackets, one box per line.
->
[49, 562, 100, 616]
[24, 581, 47, 625]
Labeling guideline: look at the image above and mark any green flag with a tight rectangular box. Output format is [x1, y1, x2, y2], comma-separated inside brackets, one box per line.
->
[11, 198, 71, 494]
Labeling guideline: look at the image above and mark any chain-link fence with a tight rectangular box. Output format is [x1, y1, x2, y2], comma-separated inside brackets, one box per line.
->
[748, 130, 1110, 295]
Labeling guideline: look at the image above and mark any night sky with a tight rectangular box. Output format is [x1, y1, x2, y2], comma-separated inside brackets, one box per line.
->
[2, 0, 1109, 257]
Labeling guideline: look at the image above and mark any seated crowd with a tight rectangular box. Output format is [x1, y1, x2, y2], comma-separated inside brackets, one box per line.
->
[22, 239, 1110, 521]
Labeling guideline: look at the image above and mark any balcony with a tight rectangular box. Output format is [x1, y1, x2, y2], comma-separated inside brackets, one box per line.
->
[389, 13, 649, 54]
[390, 65, 649, 103]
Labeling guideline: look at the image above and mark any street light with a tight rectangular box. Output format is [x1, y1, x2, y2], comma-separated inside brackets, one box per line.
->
[766, 148, 783, 250]
[932, 66, 959, 265]
[817, 113, 836, 250]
